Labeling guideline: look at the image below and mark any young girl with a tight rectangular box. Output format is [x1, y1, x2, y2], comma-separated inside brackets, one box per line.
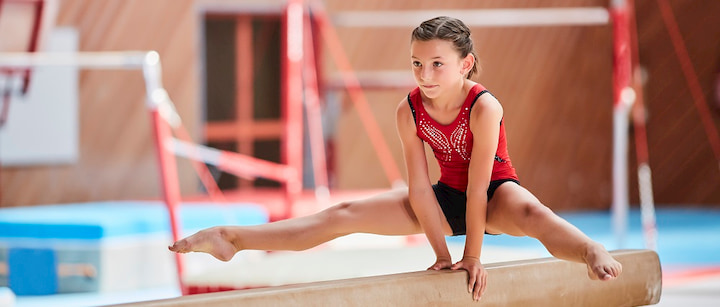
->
[170, 16, 622, 301]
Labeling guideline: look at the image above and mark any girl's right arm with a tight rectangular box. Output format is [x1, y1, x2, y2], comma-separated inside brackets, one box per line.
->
[395, 99, 452, 268]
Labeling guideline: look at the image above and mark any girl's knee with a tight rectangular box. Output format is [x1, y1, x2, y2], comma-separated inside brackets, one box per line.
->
[323, 201, 358, 232]
[518, 201, 553, 223]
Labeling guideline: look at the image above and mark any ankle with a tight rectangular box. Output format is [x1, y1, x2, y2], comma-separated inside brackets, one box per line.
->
[216, 226, 242, 252]
[582, 242, 604, 261]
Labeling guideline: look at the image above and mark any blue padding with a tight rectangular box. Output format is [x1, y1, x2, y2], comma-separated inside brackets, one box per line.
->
[446, 208, 720, 266]
[8, 248, 57, 295]
[0, 202, 268, 239]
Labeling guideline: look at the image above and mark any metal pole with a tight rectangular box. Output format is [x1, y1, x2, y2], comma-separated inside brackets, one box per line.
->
[610, 0, 632, 249]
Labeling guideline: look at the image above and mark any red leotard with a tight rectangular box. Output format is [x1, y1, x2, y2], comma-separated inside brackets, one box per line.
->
[407, 83, 518, 192]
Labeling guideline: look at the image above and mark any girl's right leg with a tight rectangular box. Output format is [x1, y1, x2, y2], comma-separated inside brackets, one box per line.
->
[168, 188, 427, 261]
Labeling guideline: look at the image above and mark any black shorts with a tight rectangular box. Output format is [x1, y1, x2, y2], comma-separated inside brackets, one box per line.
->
[432, 179, 520, 236]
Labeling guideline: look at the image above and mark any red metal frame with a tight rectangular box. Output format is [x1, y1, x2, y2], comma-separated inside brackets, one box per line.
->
[148, 109, 187, 294]
[235, 15, 255, 189]
[280, 0, 304, 219]
[0, 0, 45, 127]
[0, 0, 45, 94]
[309, 2, 404, 186]
[303, 11, 329, 196]
[611, 4, 631, 108]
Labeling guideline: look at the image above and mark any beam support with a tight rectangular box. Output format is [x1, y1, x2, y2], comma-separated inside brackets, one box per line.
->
[111, 249, 661, 307]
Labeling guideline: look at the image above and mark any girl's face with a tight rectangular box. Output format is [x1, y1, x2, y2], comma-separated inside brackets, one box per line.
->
[410, 39, 471, 100]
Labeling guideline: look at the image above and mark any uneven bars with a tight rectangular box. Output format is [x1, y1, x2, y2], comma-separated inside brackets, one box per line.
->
[168, 138, 298, 183]
[0, 50, 186, 293]
[332, 8, 610, 28]
[0, 51, 152, 69]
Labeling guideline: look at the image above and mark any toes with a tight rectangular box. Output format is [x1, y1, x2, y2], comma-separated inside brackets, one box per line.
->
[168, 240, 188, 253]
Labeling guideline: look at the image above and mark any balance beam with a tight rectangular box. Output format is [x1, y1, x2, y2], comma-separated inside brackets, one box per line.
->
[111, 249, 661, 307]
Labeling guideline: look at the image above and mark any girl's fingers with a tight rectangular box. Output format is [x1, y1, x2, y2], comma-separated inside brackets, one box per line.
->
[479, 273, 487, 297]
[468, 274, 476, 294]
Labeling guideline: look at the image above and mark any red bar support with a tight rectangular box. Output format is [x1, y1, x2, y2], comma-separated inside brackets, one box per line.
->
[236, 15, 255, 189]
[611, 4, 631, 107]
[280, 0, 304, 219]
[303, 12, 329, 197]
[149, 109, 187, 294]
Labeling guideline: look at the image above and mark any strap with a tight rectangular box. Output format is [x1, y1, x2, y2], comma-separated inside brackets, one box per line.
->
[407, 93, 417, 124]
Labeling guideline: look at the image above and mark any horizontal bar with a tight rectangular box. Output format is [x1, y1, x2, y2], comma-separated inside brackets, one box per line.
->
[199, 3, 284, 16]
[326, 70, 416, 90]
[168, 138, 296, 183]
[110, 249, 661, 307]
[332, 8, 610, 28]
[0, 51, 157, 69]
[204, 120, 283, 142]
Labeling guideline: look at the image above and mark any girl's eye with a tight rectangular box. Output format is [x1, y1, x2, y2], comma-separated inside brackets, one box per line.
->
[433, 62, 443, 67]
[412, 61, 421, 67]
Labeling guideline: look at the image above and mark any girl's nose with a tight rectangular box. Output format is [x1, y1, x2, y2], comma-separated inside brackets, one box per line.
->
[420, 67, 431, 81]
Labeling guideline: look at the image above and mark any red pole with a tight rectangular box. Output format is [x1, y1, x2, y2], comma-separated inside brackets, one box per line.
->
[280, 0, 304, 220]
[610, 0, 633, 249]
[611, 4, 632, 107]
[235, 16, 255, 189]
[628, 0, 650, 166]
[303, 12, 330, 200]
[149, 109, 187, 294]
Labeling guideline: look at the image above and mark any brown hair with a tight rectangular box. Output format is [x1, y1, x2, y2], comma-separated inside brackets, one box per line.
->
[411, 16, 479, 79]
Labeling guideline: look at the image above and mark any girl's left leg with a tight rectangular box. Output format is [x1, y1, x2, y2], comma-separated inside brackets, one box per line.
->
[484, 182, 622, 280]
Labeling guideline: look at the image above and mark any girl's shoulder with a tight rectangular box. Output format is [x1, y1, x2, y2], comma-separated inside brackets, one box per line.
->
[469, 86, 502, 119]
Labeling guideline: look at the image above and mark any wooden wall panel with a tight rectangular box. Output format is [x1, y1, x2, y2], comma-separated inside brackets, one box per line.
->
[1, 0, 718, 210]
[629, 0, 720, 206]
[328, 0, 720, 209]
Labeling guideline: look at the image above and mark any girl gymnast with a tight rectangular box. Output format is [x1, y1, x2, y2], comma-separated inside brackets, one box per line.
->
[170, 16, 622, 301]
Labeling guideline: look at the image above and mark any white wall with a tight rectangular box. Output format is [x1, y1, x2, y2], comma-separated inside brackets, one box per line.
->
[0, 27, 78, 166]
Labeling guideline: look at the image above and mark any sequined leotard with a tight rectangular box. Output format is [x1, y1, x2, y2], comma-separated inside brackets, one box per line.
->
[407, 84, 518, 192]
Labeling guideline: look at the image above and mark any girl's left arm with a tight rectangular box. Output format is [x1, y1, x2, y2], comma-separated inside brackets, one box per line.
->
[451, 92, 503, 301]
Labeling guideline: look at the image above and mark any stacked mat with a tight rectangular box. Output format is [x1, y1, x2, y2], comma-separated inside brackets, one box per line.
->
[0, 201, 267, 295]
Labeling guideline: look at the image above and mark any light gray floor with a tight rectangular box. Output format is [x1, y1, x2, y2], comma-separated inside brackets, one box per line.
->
[655, 277, 720, 307]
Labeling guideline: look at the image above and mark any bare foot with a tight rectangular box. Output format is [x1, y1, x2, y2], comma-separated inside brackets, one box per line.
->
[585, 244, 623, 281]
[168, 227, 239, 262]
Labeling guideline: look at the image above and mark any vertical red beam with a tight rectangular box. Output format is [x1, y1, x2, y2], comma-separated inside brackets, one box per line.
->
[310, 12, 324, 101]
[610, 0, 632, 248]
[611, 3, 631, 107]
[149, 109, 186, 294]
[628, 0, 649, 166]
[280, 0, 304, 219]
[303, 12, 329, 199]
[629, 0, 658, 250]
[236, 16, 255, 189]
[310, 10, 334, 187]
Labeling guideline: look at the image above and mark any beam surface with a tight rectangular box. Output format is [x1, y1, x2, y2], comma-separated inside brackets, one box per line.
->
[110, 249, 661, 307]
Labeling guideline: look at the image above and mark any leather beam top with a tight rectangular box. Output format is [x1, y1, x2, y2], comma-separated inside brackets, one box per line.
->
[110, 249, 661, 307]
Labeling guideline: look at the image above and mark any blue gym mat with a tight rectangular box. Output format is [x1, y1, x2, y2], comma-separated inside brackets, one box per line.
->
[0, 201, 269, 240]
[446, 207, 720, 266]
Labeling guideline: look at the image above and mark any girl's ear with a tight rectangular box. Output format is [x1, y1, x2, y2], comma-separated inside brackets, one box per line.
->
[461, 53, 475, 76]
